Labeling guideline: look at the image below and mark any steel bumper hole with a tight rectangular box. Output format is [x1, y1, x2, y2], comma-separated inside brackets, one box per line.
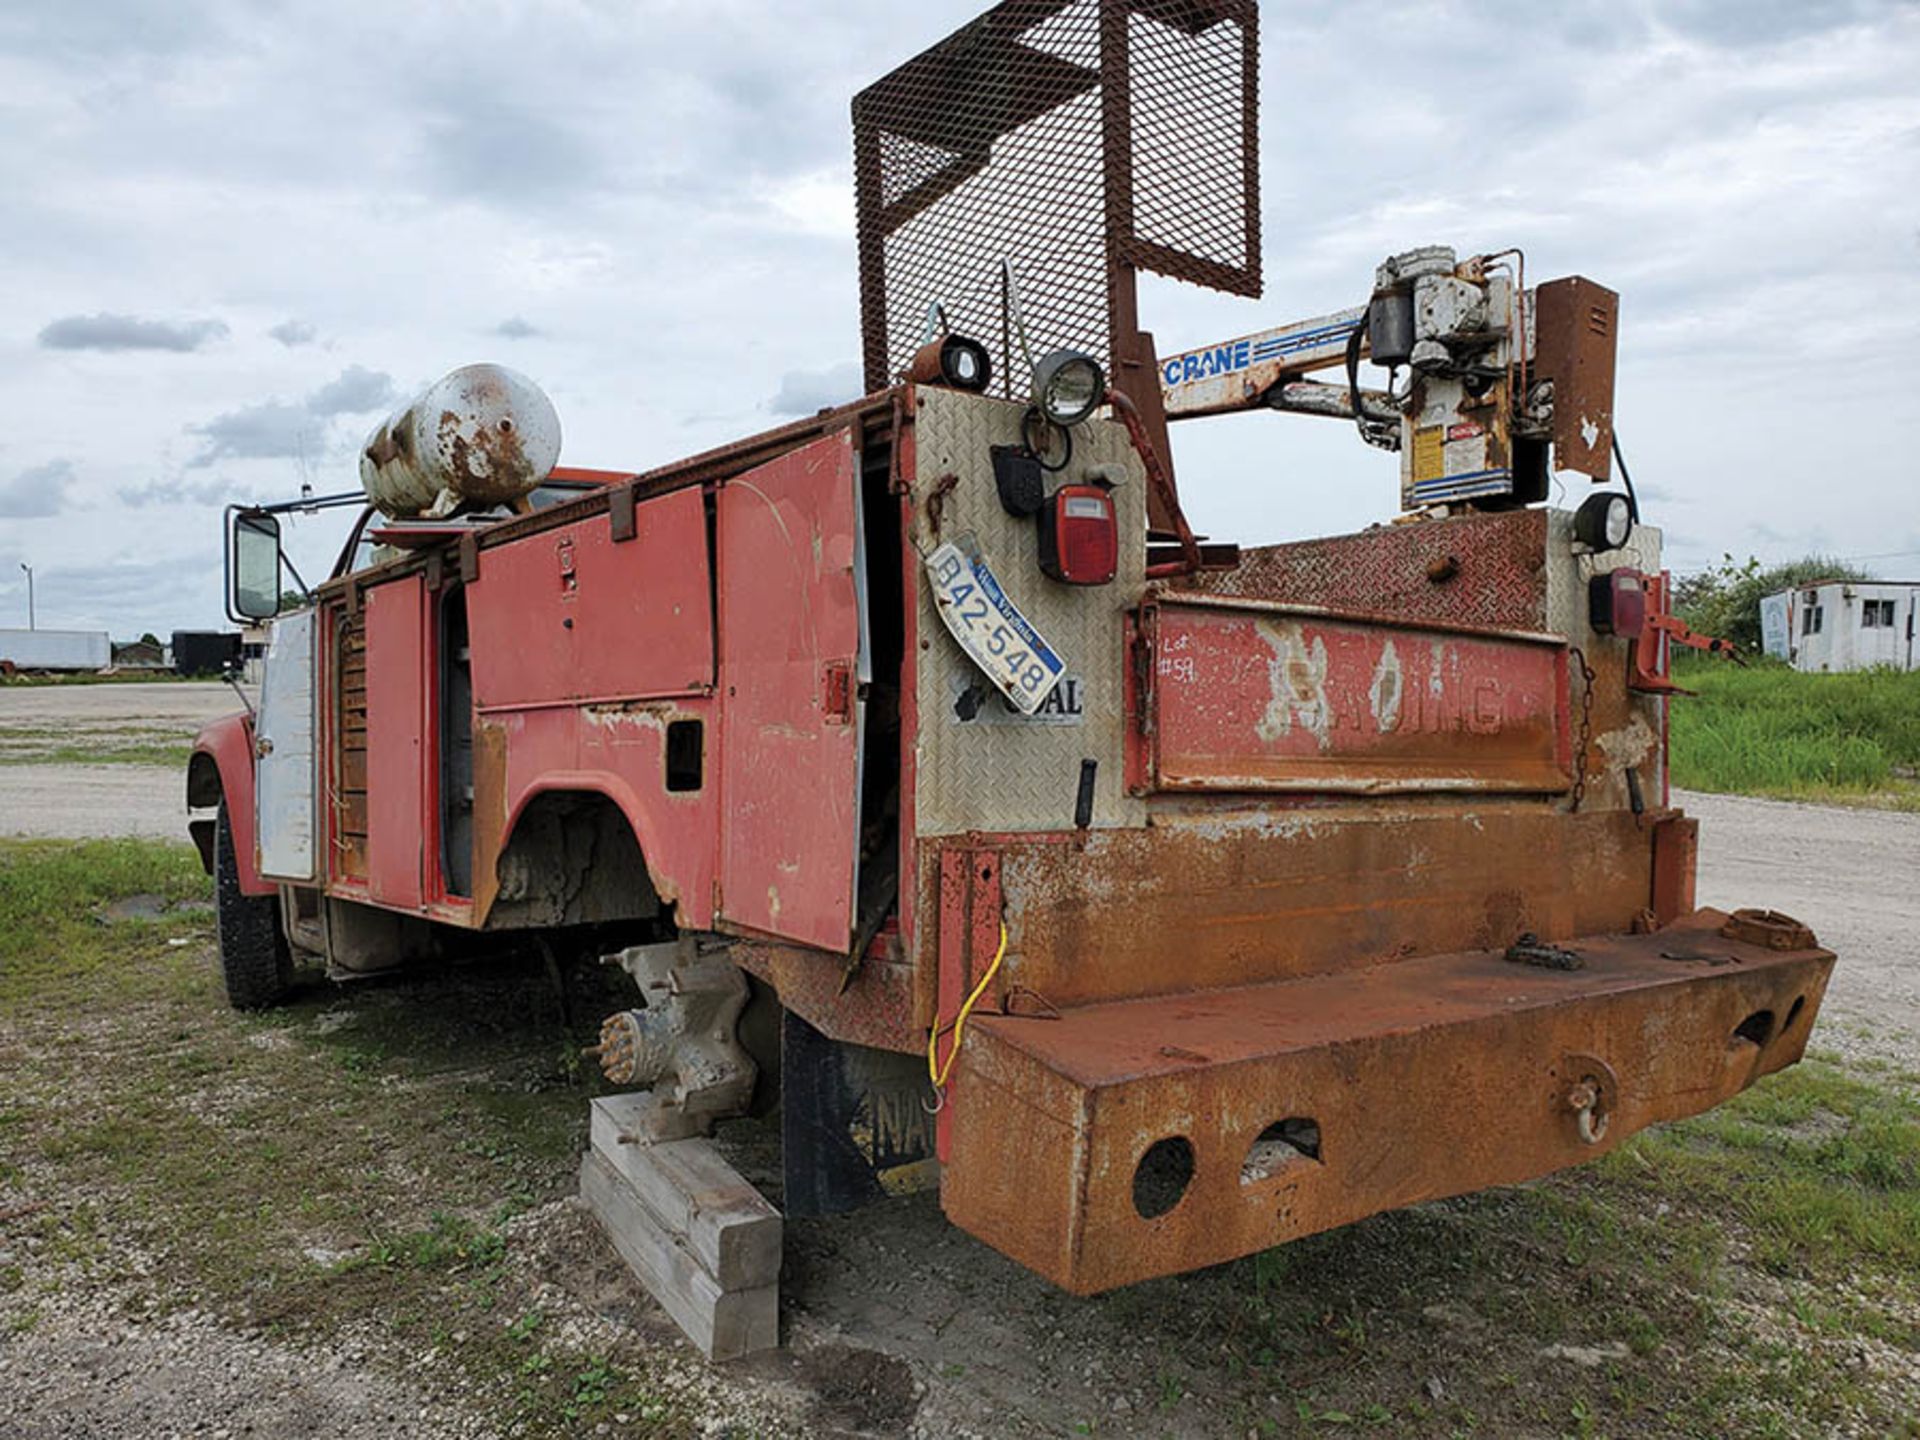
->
[1732, 1008, 1776, 1049]
[1784, 995, 1806, 1032]
[1133, 1136, 1196, 1220]
[1240, 1117, 1322, 1185]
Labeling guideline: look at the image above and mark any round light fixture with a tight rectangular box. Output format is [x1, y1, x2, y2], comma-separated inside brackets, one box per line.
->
[1031, 350, 1105, 428]
[906, 334, 993, 393]
[1573, 491, 1633, 551]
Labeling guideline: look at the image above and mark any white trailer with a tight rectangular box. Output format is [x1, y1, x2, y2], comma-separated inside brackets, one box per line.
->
[1762, 581, 1920, 672]
[0, 628, 112, 672]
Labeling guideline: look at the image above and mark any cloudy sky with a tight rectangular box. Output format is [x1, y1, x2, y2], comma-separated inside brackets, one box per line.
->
[1, 0, 1916, 637]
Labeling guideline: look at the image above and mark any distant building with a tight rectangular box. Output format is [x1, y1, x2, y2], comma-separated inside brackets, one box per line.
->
[1760, 581, 1919, 672]
[112, 638, 169, 669]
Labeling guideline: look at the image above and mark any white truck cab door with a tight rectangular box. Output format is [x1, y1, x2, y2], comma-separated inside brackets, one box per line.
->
[255, 608, 318, 881]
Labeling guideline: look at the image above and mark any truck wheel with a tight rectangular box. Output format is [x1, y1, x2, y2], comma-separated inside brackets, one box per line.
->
[213, 799, 293, 1009]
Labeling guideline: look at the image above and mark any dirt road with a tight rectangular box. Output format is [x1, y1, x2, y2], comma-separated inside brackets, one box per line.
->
[0, 682, 246, 840]
[1683, 788, 1920, 1058]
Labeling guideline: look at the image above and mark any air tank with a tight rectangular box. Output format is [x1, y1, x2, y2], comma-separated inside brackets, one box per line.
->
[359, 363, 562, 518]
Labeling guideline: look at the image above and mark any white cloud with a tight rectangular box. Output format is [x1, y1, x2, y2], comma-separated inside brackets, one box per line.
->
[187, 400, 319, 467]
[118, 475, 247, 508]
[307, 364, 395, 416]
[268, 318, 317, 347]
[0, 0, 1914, 634]
[768, 362, 863, 416]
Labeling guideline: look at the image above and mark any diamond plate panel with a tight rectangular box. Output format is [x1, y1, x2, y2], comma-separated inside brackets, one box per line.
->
[1182, 509, 1551, 631]
[1545, 509, 1667, 811]
[910, 388, 1147, 835]
[1544, 509, 1662, 639]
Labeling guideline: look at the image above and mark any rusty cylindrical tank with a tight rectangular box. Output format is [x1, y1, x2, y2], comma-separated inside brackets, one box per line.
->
[359, 363, 562, 518]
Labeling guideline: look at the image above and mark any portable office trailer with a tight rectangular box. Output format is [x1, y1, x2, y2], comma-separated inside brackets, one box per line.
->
[1762, 582, 1919, 672]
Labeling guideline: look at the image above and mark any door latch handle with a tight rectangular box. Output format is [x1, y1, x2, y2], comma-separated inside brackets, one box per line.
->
[820, 660, 854, 724]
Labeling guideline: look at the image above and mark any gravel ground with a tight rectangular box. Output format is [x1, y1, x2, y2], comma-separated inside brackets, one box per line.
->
[1682, 787, 1920, 1061]
[0, 683, 248, 840]
[2, 685, 1916, 1438]
[0, 681, 250, 730]
[3, 1306, 485, 1440]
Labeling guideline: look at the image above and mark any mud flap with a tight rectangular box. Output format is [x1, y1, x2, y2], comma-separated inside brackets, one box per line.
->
[780, 1009, 937, 1216]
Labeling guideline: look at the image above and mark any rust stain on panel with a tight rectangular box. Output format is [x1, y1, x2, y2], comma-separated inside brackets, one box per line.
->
[733, 941, 918, 1054]
[949, 802, 1649, 1011]
[471, 718, 509, 923]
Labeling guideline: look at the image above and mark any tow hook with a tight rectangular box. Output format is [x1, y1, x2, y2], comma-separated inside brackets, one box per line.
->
[1566, 1078, 1609, 1145]
[1560, 1053, 1617, 1146]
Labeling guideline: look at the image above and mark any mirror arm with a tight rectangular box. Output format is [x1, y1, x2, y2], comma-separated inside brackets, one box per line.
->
[280, 550, 313, 605]
[329, 504, 376, 583]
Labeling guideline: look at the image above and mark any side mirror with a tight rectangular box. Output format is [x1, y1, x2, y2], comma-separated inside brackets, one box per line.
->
[229, 510, 284, 622]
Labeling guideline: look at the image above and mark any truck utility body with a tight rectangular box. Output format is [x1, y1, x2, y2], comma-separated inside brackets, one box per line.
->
[192, 384, 1831, 1291]
[188, 0, 1831, 1303]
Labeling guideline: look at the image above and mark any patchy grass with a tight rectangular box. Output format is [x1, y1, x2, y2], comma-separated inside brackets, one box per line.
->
[0, 721, 195, 768]
[0, 742, 194, 767]
[1105, 1058, 1920, 1437]
[3, 838, 1916, 1439]
[0, 838, 689, 1438]
[1670, 658, 1920, 809]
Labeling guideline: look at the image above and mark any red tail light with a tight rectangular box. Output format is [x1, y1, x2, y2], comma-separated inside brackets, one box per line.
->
[1039, 484, 1117, 585]
[1588, 569, 1647, 637]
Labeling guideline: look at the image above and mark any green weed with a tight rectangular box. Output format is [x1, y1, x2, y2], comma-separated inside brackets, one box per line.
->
[1669, 657, 1920, 805]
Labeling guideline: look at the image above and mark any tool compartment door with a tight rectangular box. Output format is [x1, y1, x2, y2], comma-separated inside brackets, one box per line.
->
[716, 431, 863, 951]
[363, 575, 430, 908]
[1144, 597, 1570, 795]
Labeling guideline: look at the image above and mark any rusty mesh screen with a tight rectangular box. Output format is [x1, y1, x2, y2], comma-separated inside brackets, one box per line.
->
[854, 0, 1259, 397]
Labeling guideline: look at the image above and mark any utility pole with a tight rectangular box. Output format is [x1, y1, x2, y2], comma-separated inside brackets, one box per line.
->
[18, 562, 31, 630]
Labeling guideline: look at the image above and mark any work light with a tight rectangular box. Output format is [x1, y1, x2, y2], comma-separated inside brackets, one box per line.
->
[1031, 350, 1105, 427]
[1572, 492, 1633, 552]
[907, 333, 993, 393]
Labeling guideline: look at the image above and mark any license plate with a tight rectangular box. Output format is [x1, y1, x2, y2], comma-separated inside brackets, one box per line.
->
[925, 539, 1065, 715]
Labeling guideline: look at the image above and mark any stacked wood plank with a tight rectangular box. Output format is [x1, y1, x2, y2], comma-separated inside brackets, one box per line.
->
[579, 1093, 781, 1361]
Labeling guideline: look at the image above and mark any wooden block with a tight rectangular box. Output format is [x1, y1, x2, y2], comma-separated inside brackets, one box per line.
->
[588, 1096, 782, 1291]
[580, 1152, 778, 1361]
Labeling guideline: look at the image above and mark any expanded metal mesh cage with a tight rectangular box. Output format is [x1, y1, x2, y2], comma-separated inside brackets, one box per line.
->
[854, 0, 1260, 397]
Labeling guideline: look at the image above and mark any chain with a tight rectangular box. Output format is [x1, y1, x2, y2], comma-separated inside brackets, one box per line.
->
[1568, 646, 1596, 811]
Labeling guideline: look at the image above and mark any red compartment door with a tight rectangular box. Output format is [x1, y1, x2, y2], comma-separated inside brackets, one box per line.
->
[363, 575, 429, 907]
[716, 432, 864, 951]
[1147, 597, 1570, 795]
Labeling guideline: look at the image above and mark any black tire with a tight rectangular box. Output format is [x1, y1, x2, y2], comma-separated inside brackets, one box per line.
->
[213, 798, 293, 1009]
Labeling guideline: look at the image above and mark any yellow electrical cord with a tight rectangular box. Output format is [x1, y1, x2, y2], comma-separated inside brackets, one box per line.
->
[927, 921, 1007, 1090]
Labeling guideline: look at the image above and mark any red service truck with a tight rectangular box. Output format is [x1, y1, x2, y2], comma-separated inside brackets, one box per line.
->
[189, 0, 1831, 1298]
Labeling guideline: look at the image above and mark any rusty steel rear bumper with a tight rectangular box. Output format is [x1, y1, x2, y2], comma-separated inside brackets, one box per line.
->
[940, 909, 1833, 1294]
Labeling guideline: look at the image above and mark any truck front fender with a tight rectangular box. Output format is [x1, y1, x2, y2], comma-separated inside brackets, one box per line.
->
[188, 712, 274, 896]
